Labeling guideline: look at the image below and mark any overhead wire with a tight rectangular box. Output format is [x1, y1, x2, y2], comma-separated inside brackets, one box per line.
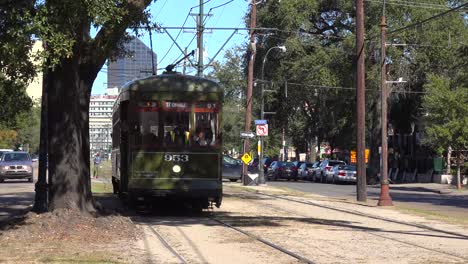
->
[365, 0, 467, 11]
[387, 2, 468, 36]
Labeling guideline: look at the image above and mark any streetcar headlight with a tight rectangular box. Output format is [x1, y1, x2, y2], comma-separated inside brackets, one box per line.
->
[172, 165, 181, 173]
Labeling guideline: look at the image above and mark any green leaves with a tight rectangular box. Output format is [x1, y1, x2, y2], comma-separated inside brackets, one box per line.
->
[422, 74, 468, 151]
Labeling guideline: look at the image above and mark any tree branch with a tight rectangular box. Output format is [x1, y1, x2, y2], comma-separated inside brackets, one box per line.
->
[87, 0, 152, 76]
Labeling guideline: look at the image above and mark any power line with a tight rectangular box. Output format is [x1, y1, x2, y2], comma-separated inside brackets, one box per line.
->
[258, 79, 429, 94]
[365, 0, 467, 11]
[157, 1, 211, 66]
[387, 2, 468, 36]
[154, 0, 169, 19]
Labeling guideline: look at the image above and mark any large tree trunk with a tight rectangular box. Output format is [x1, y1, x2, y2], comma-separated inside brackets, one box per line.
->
[47, 56, 95, 212]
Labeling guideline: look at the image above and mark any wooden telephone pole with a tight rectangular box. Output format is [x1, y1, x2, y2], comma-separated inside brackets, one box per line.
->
[356, 0, 367, 202]
[243, 1, 257, 185]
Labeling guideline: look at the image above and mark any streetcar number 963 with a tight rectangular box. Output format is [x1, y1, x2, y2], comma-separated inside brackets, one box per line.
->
[164, 154, 189, 162]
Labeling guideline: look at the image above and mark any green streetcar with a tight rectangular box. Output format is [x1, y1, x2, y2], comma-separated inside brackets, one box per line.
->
[111, 73, 223, 209]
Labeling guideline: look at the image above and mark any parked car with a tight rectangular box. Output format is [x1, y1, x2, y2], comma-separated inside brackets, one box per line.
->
[318, 159, 346, 183]
[298, 162, 320, 181]
[30, 154, 39, 162]
[328, 165, 357, 183]
[308, 161, 321, 181]
[222, 155, 242, 182]
[298, 162, 315, 180]
[261, 157, 276, 174]
[266, 161, 284, 181]
[0, 151, 33, 183]
[278, 162, 299, 181]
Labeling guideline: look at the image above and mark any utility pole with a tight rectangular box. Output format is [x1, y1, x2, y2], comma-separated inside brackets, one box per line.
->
[356, 0, 367, 202]
[378, 4, 393, 206]
[243, 1, 257, 185]
[197, 0, 204, 77]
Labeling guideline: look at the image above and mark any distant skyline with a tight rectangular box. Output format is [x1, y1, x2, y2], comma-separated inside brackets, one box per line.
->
[91, 0, 249, 95]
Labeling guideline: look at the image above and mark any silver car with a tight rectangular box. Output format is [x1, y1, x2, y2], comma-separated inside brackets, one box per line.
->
[0, 151, 34, 182]
[318, 159, 346, 183]
[328, 165, 357, 184]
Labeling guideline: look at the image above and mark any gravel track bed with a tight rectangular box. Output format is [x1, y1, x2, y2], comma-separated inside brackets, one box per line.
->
[220, 189, 468, 264]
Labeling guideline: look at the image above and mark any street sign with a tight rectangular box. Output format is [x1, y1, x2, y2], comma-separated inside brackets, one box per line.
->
[241, 153, 252, 165]
[256, 124, 268, 136]
[255, 120, 267, 125]
[240, 131, 255, 138]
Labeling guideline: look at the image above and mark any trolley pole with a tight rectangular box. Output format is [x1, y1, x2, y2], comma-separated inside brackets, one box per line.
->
[356, 0, 367, 202]
[243, 1, 257, 185]
[378, 13, 393, 206]
[197, 0, 204, 77]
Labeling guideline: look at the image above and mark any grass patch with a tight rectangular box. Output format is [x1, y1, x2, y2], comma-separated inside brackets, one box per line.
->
[91, 160, 112, 180]
[91, 182, 112, 194]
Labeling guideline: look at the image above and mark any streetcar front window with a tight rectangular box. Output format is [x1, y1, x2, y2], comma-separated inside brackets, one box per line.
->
[132, 100, 220, 149]
[193, 112, 218, 147]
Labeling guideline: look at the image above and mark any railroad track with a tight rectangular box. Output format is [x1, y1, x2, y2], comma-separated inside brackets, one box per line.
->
[146, 225, 189, 264]
[140, 213, 315, 264]
[244, 191, 468, 262]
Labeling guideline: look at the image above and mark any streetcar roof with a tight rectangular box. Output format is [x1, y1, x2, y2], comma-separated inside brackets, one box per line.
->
[120, 73, 222, 94]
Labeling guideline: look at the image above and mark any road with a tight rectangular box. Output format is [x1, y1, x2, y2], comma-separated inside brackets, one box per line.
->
[0, 164, 36, 224]
[267, 180, 468, 220]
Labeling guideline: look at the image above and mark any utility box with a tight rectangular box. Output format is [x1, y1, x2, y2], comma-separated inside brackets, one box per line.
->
[433, 157, 443, 173]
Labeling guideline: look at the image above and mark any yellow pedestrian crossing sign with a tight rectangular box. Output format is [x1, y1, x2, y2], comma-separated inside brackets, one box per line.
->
[241, 153, 252, 165]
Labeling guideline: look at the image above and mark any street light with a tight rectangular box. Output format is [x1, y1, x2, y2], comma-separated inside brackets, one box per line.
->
[258, 45, 287, 185]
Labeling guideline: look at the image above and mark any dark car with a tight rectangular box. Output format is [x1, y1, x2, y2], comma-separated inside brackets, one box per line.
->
[222, 155, 242, 182]
[266, 161, 284, 181]
[278, 162, 299, 181]
[261, 157, 276, 174]
[0, 151, 33, 182]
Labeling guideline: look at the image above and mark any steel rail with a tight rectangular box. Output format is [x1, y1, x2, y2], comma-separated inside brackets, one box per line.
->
[209, 216, 316, 264]
[255, 192, 468, 240]
[146, 225, 189, 264]
[234, 191, 467, 261]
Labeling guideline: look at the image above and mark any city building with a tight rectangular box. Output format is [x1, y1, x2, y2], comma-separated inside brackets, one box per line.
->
[107, 38, 157, 89]
[89, 88, 118, 155]
[26, 41, 43, 102]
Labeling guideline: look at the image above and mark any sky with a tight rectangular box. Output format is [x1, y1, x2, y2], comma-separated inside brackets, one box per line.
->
[91, 0, 249, 95]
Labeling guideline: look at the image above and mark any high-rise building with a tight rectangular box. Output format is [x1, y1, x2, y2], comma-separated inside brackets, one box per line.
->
[107, 38, 157, 89]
